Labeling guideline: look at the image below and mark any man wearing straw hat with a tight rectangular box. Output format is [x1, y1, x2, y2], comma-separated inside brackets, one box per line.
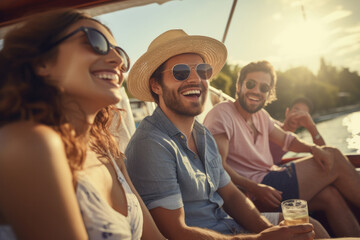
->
[125, 29, 318, 239]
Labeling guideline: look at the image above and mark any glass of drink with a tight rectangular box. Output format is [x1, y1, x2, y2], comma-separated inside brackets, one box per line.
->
[281, 199, 309, 225]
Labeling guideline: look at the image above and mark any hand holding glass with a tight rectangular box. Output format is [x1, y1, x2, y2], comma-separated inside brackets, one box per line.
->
[281, 199, 309, 225]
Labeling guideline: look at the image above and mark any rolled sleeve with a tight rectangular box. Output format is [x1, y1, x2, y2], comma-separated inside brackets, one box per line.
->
[126, 138, 183, 210]
[282, 131, 297, 152]
[219, 168, 231, 188]
[147, 193, 183, 210]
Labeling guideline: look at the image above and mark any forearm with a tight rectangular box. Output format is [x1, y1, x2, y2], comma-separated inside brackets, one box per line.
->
[307, 125, 325, 146]
[174, 225, 255, 240]
[139, 198, 166, 240]
[224, 195, 272, 233]
[287, 136, 313, 153]
[223, 163, 258, 193]
[150, 206, 258, 240]
[220, 183, 273, 234]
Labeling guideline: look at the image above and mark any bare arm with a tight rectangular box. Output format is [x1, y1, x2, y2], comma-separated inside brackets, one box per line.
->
[282, 111, 325, 146]
[304, 124, 325, 146]
[150, 206, 261, 240]
[217, 182, 273, 233]
[270, 125, 332, 171]
[149, 201, 314, 240]
[270, 124, 312, 153]
[213, 133, 282, 209]
[119, 160, 166, 240]
[0, 122, 87, 240]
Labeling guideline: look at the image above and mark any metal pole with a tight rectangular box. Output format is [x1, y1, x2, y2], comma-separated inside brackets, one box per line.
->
[301, 0, 307, 21]
[222, 0, 238, 43]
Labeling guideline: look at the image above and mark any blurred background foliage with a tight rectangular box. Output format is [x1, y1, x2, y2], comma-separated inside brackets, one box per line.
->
[211, 58, 360, 121]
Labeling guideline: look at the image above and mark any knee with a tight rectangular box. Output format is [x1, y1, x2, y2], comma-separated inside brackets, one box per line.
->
[324, 147, 348, 169]
[315, 186, 342, 207]
[324, 146, 340, 158]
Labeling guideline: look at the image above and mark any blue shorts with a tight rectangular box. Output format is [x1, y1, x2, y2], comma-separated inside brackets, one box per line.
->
[261, 162, 299, 201]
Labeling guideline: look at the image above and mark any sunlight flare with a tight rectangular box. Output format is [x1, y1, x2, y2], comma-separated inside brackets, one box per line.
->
[273, 21, 328, 57]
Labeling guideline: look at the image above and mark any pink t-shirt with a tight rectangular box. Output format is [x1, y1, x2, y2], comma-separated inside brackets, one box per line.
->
[204, 101, 295, 183]
[269, 120, 287, 165]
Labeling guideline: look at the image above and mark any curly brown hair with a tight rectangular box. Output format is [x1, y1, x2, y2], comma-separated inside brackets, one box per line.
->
[0, 8, 123, 177]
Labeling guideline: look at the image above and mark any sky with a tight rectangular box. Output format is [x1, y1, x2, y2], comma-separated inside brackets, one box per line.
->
[98, 0, 360, 75]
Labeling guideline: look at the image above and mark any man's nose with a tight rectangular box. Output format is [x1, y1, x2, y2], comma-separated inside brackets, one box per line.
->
[186, 69, 202, 83]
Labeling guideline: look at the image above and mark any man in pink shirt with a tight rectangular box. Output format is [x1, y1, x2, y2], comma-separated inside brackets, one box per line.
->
[203, 60, 360, 237]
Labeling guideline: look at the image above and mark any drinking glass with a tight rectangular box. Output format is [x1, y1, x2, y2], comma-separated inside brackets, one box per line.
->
[281, 199, 309, 225]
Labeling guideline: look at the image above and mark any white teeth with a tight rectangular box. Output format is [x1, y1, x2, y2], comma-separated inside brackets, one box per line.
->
[95, 73, 119, 81]
[249, 96, 259, 101]
[183, 90, 200, 96]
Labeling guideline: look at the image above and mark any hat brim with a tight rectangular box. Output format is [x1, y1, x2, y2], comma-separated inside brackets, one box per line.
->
[127, 35, 227, 102]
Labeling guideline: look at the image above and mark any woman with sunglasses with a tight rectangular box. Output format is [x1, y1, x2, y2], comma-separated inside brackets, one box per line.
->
[0, 8, 165, 240]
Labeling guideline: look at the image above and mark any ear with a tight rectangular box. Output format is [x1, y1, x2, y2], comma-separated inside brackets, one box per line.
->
[236, 82, 241, 94]
[35, 62, 52, 77]
[150, 77, 162, 95]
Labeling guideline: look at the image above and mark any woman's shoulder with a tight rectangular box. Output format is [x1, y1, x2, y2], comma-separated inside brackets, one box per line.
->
[0, 121, 65, 168]
[0, 121, 61, 142]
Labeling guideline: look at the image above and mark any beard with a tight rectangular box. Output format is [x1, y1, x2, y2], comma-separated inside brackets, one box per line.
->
[237, 90, 265, 114]
[161, 82, 207, 117]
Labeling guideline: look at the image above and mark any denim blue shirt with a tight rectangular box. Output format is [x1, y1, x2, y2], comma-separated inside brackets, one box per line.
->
[126, 107, 242, 234]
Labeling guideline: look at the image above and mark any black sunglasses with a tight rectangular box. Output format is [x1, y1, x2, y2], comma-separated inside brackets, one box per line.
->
[245, 79, 271, 93]
[163, 63, 213, 81]
[44, 27, 130, 72]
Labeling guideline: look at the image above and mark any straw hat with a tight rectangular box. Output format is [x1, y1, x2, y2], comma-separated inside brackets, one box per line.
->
[127, 29, 227, 102]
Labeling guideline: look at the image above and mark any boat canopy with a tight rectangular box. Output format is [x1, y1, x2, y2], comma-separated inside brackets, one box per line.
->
[0, 0, 172, 38]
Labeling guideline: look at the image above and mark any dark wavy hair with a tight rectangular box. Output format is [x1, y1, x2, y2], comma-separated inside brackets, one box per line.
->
[0, 8, 123, 177]
[290, 97, 314, 113]
[236, 60, 277, 105]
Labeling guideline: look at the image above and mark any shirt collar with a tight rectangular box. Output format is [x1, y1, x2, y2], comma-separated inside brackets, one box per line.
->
[150, 107, 206, 137]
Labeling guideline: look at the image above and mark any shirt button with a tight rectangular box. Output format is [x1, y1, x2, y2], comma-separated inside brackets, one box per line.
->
[180, 135, 184, 139]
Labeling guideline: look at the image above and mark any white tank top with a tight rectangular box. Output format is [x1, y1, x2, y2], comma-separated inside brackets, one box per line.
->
[76, 155, 143, 239]
[0, 156, 143, 240]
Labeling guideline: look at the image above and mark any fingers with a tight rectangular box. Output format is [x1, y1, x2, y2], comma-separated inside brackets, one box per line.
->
[273, 189, 283, 202]
[266, 185, 282, 200]
[289, 224, 315, 240]
[267, 195, 281, 208]
[265, 189, 282, 208]
[314, 156, 326, 171]
[288, 223, 313, 233]
[279, 220, 286, 226]
[259, 193, 280, 208]
[312, 147, 331, 171]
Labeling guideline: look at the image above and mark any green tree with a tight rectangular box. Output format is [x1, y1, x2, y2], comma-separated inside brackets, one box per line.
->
[211, 62, 241, 98]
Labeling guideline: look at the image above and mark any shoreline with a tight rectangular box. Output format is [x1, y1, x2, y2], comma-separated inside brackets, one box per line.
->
[313, 103, 360, 123]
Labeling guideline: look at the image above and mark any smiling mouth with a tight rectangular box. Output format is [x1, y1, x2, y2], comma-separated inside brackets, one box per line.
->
[247, 94, 261, 102]
[94, 73, 120, 86]
[182, 89, 201, 98]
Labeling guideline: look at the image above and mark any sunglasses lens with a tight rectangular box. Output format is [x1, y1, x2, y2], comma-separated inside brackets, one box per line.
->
[115, 47, 130, 72]
[260, 84, 270, 93]
[246, 79, 270, 93]
[246, 80, 256, 89]
[196, 64, 213, 80]
[173, 64, 191, 81]
[87, 29, 109, 54]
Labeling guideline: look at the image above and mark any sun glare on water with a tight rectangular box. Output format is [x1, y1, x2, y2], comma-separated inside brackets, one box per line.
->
[343, 112, 360, 153]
